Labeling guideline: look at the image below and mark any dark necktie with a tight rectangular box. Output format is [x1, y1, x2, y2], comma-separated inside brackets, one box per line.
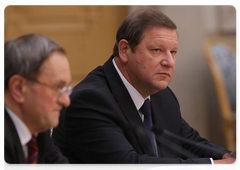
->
[140, 99, 157, 156]
[27, 136, 38, 164]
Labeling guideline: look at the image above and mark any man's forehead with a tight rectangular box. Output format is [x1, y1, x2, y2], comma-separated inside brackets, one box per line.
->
[142, 27, 178, 46]
[37, 54, 71, 85]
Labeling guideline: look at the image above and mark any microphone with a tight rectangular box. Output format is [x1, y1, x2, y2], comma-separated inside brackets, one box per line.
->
[136, 125, 199, 158]
[152, 126, 236, 158]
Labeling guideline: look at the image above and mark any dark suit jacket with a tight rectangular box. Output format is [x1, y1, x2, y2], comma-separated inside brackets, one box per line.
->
[53, 55, 230, 164]
[4, 109, 69, 164]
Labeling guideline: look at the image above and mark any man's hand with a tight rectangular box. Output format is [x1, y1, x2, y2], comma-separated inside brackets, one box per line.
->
[213, 150, 236, 164]
[231, 147, 240, 156]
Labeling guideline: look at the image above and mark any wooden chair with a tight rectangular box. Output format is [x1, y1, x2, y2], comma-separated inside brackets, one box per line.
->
[204, 37, 236, 151]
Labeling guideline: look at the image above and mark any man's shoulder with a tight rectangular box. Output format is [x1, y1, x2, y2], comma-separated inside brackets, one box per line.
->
[73, 57, 118, 95]
[0, 103, 14, 136]
[4, 110, 24, 163]
[74, 65, 110, 92]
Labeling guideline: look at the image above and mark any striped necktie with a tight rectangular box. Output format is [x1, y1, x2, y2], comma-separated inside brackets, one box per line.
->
[27, 136, 38, 164]
[140, 99, 157, 156]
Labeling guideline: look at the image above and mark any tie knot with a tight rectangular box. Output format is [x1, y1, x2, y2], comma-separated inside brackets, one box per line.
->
[140, 99, 152, 117]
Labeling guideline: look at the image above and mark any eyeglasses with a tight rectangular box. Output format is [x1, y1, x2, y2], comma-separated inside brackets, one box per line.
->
[30, 79, 73, 100]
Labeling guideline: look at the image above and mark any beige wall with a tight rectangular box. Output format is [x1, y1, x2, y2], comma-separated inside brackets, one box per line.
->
[5, 5, 128, 86]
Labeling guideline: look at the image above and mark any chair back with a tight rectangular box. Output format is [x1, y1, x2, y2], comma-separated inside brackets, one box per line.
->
[204, 37, 236, 150]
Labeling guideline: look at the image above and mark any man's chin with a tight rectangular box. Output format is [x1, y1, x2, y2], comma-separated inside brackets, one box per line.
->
[51, 119, 60, 129]
[150, 85, 168, 95]
[156, 87, 168, 92]
[154, 81, 169, 91]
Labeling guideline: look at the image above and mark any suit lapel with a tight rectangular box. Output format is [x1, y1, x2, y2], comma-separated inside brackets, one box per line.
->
[151, 88, 182, 133]
[151, 92, 168, 129]
[15, 143, 26, 163]
[5, 110, 26, 163]
[151, 89, 182, 157]
[103, 56, 156, 156]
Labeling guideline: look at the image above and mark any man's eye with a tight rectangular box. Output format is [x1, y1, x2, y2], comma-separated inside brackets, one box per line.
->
[153, 49, 160, 52]
[53, 85, 64, 91]
[171, 51, 177, 55]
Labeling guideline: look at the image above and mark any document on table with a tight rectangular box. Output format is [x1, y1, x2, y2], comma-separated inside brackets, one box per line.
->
[143, 164, 240, 170]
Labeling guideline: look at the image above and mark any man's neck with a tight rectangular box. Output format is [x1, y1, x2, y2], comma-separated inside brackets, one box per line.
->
[4, 92, 22, 119]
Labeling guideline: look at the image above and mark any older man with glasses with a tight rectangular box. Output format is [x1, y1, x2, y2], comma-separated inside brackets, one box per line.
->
[4, 34, 72, 164]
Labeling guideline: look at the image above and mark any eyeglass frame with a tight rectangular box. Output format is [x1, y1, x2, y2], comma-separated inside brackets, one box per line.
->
[28, 78, 73, 100]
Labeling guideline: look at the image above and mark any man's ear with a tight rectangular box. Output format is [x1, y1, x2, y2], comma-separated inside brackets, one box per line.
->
[118, 39, 130, 63]
[8, 75, 27, 104]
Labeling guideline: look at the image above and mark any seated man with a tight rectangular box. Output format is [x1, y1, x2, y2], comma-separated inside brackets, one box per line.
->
[5, 34, 72, 163]
[53, 8, 235, 164]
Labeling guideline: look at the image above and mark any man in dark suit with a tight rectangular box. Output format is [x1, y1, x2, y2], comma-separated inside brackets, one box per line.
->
[4, 34, 72, 163]
[53, 8, 235, 164]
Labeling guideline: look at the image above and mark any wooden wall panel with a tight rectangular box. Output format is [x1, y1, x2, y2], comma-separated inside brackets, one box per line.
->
[5, 5, 128, 86]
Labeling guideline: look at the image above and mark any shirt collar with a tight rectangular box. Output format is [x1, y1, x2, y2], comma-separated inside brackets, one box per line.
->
[5, 106, 32, 146]
[112, 57, 150, 110]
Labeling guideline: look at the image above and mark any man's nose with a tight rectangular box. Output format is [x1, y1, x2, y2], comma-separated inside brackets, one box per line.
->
[58, 93, 71, 107]
[161, 52, 175, 68]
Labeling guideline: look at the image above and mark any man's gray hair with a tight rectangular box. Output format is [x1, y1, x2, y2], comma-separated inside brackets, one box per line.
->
[4, 34, 65, 90]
